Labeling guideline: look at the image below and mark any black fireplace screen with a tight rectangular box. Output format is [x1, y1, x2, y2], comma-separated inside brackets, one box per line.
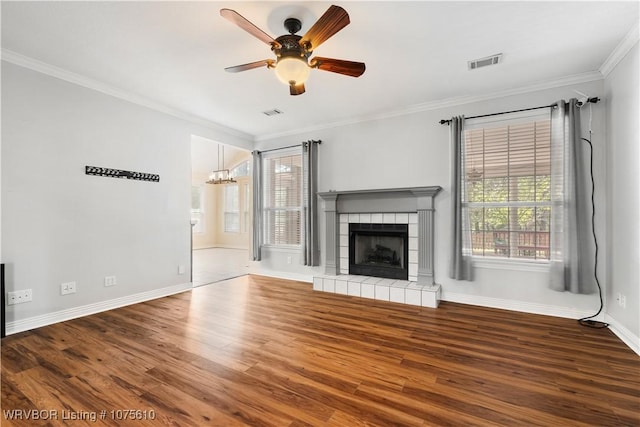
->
[349, 223, 409, 280]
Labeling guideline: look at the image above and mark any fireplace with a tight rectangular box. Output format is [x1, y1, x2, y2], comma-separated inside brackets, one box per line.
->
[317, 187, 443, 308]
[349, 223, 408, 280]
[318, 186, 442, 285]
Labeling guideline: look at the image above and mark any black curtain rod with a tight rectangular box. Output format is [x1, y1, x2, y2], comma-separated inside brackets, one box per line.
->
[439, 97, 600, 125]
[254, 140, 321, 154]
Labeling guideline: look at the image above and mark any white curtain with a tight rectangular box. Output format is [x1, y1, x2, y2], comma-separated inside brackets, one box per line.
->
[251, 150, 263, 261]
[449, 116, 473, 281]
[302, 141, 320, 266]
[549, 99, 593, 294]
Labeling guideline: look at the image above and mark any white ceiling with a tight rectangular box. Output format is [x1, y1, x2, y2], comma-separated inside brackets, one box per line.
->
[2, 1, 639, 144]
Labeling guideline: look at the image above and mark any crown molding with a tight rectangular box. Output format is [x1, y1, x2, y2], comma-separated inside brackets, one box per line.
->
[600, 22, 639, 78]
[1, 48, 252, 141]
[255, 70, 604, 141]
[2, 48, 607, 145]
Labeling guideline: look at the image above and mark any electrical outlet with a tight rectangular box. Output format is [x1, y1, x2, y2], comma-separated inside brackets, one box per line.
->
[287, 256, 292, 264]
[8, 289, 33, 305]
[104, 276, 117, 287]
[616, 293, 627, 308]
[178, 265, 186, 275]
[60, 282, 76, 295]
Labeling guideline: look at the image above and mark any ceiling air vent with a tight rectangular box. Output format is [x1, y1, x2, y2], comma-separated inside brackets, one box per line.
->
[468, 53, 503, 70]
[262, 109, 284, 116]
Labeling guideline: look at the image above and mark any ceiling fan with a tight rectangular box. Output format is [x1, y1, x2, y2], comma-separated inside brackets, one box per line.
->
[220, 5, 366, 96]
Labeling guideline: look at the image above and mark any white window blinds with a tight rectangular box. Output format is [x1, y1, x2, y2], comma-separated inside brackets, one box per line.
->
[463, 111, 551, 260]
[224, 184, 240, 233]
[263, 151, 302, 246]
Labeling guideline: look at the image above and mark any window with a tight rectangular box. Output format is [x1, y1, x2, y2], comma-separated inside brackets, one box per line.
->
[191, 185, 204, 233]
[263, 151, 302, 246]
[230, 160, 250, 179]
[464, 112, 551, 261]
[224, 184, 240, 233]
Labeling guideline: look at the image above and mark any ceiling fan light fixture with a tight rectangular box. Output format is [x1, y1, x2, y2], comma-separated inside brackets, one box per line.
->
[221, 6, 364, 95]
[274, 56, 310, 86]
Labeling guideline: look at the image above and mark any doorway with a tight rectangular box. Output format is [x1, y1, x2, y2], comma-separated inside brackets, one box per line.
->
[190, 135, 252, 286]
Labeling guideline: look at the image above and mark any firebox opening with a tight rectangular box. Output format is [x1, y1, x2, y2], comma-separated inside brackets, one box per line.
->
[349, 223, 409, 280]
[354, 235, 404, 269]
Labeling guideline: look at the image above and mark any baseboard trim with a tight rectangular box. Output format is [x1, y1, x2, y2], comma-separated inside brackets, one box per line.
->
[605, 314, 640, 356]
[442, 292, 601, 320]
[193, 245, 249, 251]
[5, 282, 193, 336]
[442, 292, 640, 355]
[248, 268, 313, 284]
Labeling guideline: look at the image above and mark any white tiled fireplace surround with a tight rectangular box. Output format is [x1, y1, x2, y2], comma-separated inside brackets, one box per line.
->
[339, 213, 418, 280]
[316, 187, 442, 308]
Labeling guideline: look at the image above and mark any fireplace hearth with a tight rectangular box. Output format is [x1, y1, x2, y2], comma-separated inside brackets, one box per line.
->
[349, 223, 408, 280]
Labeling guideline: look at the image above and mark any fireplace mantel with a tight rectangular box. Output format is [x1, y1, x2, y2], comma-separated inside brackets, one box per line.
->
[318, 186, 442, 213]
[318, 186, 442, 285]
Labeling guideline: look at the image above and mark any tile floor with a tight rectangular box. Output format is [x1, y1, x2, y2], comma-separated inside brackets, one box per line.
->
[192, 247, 250, 287]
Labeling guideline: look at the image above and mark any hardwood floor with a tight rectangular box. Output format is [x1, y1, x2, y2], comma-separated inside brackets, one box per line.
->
[2, 275, 639, 426]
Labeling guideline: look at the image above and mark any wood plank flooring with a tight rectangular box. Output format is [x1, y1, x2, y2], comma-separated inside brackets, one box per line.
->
[2, 275, 639, 426]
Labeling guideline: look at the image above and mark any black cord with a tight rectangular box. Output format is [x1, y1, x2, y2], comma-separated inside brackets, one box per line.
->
[578, 133, 608, 329]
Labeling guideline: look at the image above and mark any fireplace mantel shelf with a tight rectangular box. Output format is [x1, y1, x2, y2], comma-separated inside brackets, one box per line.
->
[318, 186, 442, 197]
[318, 186, 442, 214]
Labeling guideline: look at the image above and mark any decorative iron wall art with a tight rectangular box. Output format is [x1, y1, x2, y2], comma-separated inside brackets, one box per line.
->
[85, 166, 160, 182]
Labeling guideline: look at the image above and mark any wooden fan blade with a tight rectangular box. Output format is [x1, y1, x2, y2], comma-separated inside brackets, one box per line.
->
[309, 57, 365, 77]
[300, 5, 350, 51]
[220, 9, 281, 48]
[225, 59, 275, 73]
[289, 83, 306, 96]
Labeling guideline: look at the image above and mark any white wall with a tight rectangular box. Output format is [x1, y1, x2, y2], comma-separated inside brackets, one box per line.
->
[254, 79, 609, 319]
[604, 41, 639, 347]
[1, 61, 252, 330]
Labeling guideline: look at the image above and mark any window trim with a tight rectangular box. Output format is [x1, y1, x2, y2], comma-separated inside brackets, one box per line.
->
[465, 109, 550, 128]
[260, 243, 302, 253]
[472, 256, 550, 272]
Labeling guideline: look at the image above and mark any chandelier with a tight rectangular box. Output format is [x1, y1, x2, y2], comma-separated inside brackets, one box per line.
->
[206, 144, 236, 185]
